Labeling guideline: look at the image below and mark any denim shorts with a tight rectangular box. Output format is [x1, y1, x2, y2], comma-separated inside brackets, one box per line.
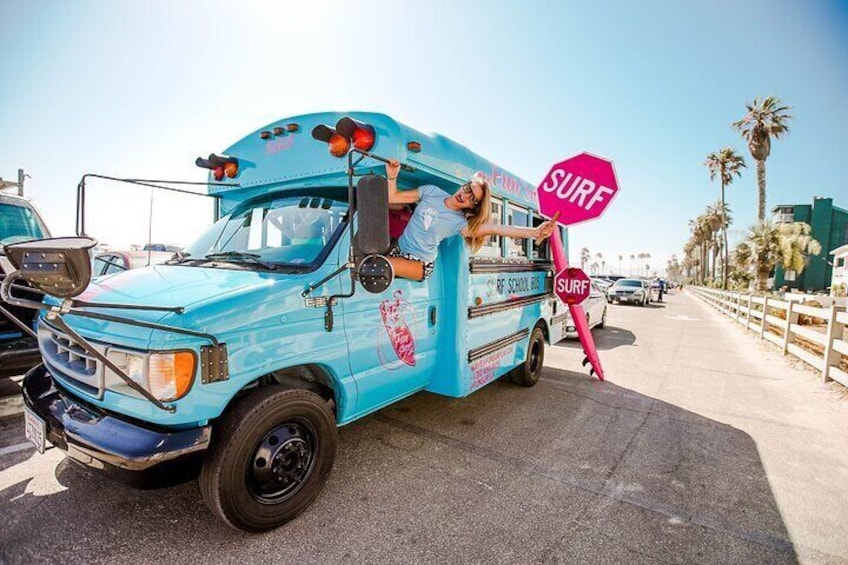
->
[389, 246, 435, 280]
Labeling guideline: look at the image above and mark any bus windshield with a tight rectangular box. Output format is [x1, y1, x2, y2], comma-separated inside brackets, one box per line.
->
[0, 202, 47, 246]
[183, 192, 348, 267]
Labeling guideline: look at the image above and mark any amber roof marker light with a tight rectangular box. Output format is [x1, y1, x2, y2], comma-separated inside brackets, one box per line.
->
[311, 123, 351, 158]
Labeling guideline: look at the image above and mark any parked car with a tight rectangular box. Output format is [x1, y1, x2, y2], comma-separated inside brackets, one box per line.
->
[607, 278, 650, 306]
[590, 277, 613, 297]
[92, 250, 174, 276]
[650, 278, 668, 300]
[560, 281, 608, 337]
[0, 192, 51, 379]
[143, 243, 184, 253]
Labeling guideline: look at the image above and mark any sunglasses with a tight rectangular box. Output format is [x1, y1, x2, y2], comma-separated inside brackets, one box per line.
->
[461, 183, 481, 207]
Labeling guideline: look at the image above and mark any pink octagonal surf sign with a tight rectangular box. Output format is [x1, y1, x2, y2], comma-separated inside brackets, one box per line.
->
[554, 267, 591, 306]
[537, 152, 620, 227]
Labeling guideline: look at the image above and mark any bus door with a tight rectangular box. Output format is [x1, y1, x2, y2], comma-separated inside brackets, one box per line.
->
[340, 271, 441, 413]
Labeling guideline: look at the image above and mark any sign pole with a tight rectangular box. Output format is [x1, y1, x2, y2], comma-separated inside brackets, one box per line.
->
[550, 228, 605, 381]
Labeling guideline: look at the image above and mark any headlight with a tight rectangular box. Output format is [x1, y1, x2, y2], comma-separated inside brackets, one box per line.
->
[126, 353, 145, 384]
[106, 350, 196, 401]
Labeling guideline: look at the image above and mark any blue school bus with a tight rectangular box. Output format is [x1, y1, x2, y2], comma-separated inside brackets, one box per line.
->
[4, 112, 569, 532]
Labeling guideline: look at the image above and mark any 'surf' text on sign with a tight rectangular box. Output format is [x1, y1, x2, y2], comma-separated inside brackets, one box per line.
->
[540, 170, 615, 212]
[555, 277, 589, 296]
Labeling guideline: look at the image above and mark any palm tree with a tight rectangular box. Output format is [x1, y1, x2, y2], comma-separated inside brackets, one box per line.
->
[595, 252, 604, 275]
[733, 241, 752, 272]
[689, 215, 712, 283]
[682, 241, 696, 279]
[580, 247, 591, 270]
[705, 147, 746, 289]
[776, 222, 822, 278]
[744, 220, 821, 291]
[667, 254, 682, 282]
[732, 96, 792, 221]
[698, 215, 713, 282]
[618, 254, 623, 275]
[629, 254, 635, 275]
[704, 201, 733, 284]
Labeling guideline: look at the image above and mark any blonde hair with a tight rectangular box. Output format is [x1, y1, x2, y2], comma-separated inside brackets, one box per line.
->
[463, 172, 492, 253]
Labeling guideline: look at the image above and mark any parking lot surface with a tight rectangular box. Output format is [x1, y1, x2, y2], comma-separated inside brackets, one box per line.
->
[1, 290, 847, 564]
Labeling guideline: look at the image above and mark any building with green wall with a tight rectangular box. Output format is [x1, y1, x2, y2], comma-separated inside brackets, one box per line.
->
[772, 197, 848, 291]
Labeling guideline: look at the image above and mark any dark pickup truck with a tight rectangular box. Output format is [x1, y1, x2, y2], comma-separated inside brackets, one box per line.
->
[0, 192, 51, 379]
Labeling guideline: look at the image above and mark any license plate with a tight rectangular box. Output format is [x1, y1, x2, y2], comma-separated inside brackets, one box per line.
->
[24, 407, 46, 454]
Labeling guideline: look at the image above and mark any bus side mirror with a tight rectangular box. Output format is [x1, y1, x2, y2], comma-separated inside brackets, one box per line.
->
[353, 175, 390, 261]
[4, 237, 97, 298]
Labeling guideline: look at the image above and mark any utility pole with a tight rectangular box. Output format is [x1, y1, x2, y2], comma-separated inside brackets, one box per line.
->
[0, 169, 27, 196]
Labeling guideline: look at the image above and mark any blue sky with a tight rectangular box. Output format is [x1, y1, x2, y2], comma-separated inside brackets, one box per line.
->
[2, 0, 847, 275]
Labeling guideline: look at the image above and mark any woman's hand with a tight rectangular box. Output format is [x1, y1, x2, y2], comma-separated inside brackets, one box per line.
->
[386, 159, 401, 181]
[534, 212, 560, 243]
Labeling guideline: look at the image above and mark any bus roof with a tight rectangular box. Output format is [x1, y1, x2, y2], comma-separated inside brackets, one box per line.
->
[212, 111, 539, 210]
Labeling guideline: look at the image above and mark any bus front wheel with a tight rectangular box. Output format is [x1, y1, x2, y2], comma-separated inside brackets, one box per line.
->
[199, 386, 337, 532]
[510, 326, 546, 387]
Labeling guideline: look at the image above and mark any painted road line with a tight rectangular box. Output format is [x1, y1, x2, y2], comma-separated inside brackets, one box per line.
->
[0, 395, 24, 419]
[0, 441, 33, 457]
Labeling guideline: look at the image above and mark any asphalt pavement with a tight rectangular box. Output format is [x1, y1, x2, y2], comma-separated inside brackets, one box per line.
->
[1, 290, 847, 564]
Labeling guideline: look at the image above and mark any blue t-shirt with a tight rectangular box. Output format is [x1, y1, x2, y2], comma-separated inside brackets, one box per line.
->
[397, 185, 467, 263]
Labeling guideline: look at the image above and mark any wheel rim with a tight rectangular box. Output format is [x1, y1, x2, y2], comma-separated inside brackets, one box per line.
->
[248, 421, 317, 504]
[528, 338, 542, 375]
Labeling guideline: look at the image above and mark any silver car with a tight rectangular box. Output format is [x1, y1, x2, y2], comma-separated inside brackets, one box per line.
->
[607, 278, 650, 306]
[559, 281, 608, 337]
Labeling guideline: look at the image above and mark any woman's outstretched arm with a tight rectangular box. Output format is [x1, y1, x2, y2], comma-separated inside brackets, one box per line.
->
[463, 212, 559, 243]
[386, 159, 420, 205]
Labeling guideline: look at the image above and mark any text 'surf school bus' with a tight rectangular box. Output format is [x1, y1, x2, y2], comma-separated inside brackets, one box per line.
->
[14, 112, 569, 532]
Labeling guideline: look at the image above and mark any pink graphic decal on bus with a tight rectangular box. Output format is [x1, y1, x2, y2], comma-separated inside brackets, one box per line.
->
[379, 290, 417, 367]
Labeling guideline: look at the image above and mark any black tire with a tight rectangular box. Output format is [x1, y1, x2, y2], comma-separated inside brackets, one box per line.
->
[598, 306, 606, 329]
[510, 326, 546, 387]
[199, 387, 337, 532]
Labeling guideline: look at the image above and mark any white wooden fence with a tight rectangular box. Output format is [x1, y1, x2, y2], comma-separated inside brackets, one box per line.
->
[689, 287, 848, 388]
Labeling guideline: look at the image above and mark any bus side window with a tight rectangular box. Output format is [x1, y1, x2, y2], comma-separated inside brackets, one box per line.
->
[475, 197, 503, 258]
[506, 204, 529, 259]
[531, 213, 551, 261]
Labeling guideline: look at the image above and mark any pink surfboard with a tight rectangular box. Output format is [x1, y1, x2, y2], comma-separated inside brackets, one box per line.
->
[551, 229, 605, 381]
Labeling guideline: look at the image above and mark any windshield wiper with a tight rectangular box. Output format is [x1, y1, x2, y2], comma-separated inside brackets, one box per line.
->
[204, 251, 278, 270]
[166, 250, 192, 263]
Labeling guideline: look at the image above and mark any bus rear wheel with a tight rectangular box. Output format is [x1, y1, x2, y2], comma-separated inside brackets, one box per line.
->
[510, 326, 546, 387]
[199, 386, 337, 532]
